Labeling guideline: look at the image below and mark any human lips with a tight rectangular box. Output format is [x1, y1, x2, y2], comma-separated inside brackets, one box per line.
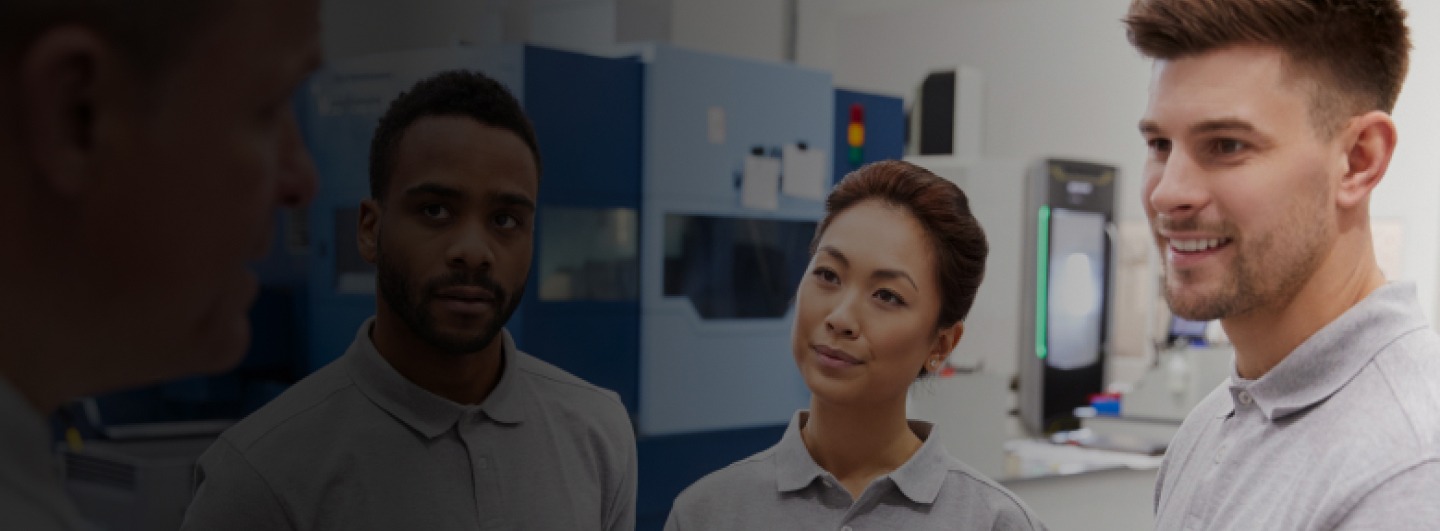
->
[1165, 236, 1232, 252]
[433, 285, 497, 316]
[1159, 231, 1234, 269]
[436, 285, 497, 302]
[812, 344, 862, 368]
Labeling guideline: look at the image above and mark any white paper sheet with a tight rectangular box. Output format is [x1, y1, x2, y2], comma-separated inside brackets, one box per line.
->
[781, 144, 829, 201]
[740, 155, 780, 211]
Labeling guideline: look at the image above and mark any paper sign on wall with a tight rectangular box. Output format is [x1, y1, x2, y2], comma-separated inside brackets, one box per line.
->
[708, 107, 726, 145]
[741, 155, 780, 211]
[781, 144, 829, 201]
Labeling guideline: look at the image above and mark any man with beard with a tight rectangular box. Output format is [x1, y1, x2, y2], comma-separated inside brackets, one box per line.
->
[182, 70, 636, 530]
[1128, 0, 1440, 529]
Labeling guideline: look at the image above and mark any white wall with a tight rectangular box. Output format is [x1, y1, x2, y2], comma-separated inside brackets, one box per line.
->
[668, 0, 787, 63]
[322, 0, 512, 59]
[834, 0, 1151, 223]
[322, 0, 621, 60]
[527, 0, 618, 53]
[1382, 1, 1440, 323]
[795, 0, 838, 71]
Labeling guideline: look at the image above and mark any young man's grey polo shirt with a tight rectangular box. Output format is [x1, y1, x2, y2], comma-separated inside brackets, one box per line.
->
[181, 317, 636, 530]
[1155, 282, 1440, 530]
[665, 410, 1046, 531]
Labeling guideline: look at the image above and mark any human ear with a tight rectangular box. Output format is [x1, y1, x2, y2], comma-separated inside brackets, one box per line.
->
[1336, 111, 1397, 210]
[358, 199, 382, 264]
[18, 26, 114, 197]
[925, 321, 964, 374]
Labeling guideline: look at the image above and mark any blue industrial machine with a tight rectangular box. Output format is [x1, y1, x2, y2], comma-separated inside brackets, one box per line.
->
[631, 51, 903, 526]
[638, 44, 830, 436]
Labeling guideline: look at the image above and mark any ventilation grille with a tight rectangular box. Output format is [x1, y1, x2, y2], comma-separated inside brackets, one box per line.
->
[65, 453, 137, 491]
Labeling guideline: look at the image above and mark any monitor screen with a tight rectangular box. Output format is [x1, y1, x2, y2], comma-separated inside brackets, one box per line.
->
[1170, 316, 1209, 338]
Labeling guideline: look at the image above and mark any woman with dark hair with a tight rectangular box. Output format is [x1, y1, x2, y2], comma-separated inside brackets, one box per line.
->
[665, 160, 1046, 530]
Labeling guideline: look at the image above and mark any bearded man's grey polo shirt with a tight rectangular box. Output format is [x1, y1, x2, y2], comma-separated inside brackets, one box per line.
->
[181, 317, 636, 530]
[1154, 282, 1440, 530]
[665, 410, 1046, 531]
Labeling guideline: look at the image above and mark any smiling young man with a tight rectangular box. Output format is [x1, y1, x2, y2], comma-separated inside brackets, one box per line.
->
[1127, 0, 1440, 528]
[0, 0, 320, 528]
[181, 70, 637, 531]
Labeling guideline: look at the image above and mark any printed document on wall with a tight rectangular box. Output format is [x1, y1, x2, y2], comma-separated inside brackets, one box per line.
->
[781, 144, 829, 201]
[741, 155, 781, 211]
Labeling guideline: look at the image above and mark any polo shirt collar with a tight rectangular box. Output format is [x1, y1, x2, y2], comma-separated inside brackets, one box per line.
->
[773, 410, 949, 504]
[1228, 282, 1428, 421]
[346, 317, 527, 439]
[888, 420, 947, 504]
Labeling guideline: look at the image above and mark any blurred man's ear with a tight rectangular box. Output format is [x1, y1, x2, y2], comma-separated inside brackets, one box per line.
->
[18, 26, 115, 197]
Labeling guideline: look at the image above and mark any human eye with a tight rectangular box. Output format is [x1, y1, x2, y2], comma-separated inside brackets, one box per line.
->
[874, 288, 907, 307]
[1147, 137, 1172, 162]
[493, 212, 521, 229]
[420, 203, 451, 221]
[811, 267, 839, 285]
[1210, 138, 1247, 156]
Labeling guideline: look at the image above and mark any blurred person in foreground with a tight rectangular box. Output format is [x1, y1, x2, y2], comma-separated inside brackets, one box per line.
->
[0, 0, 320, 528]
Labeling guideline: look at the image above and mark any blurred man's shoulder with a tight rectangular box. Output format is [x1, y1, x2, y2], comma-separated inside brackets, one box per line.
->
[217, 355, 359, 452]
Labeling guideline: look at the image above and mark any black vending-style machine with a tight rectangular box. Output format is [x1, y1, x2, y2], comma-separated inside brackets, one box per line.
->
[1019, 159, 1117, 434]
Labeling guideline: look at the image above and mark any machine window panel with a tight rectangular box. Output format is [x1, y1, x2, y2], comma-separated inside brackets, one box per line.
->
[1046, 208, 1107, 370]
[538, 207, 640, 301]
[663, 214, 817, 319]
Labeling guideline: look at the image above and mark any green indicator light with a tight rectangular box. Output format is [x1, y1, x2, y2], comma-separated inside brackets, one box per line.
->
[1036, 205, 1050, 360]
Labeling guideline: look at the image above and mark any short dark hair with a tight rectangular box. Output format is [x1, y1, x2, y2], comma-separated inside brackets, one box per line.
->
[813, 160, 988, 329]
[1124, 0, 1410, 136]
[1, 0, 221, 73]
[368, 70, 541, 201]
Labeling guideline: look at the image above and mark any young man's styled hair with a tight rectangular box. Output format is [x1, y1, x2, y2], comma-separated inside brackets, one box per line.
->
[369, 70, 541, 201]
[1124, 0, 1411, 137]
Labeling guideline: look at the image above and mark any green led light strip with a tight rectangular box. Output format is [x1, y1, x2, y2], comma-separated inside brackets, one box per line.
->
[1036, 205, 1050, 360]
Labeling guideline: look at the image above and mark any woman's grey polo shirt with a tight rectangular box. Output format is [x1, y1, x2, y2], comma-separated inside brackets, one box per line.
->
[665, 410, 1046, 531]
[181, 317, 636, 530]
